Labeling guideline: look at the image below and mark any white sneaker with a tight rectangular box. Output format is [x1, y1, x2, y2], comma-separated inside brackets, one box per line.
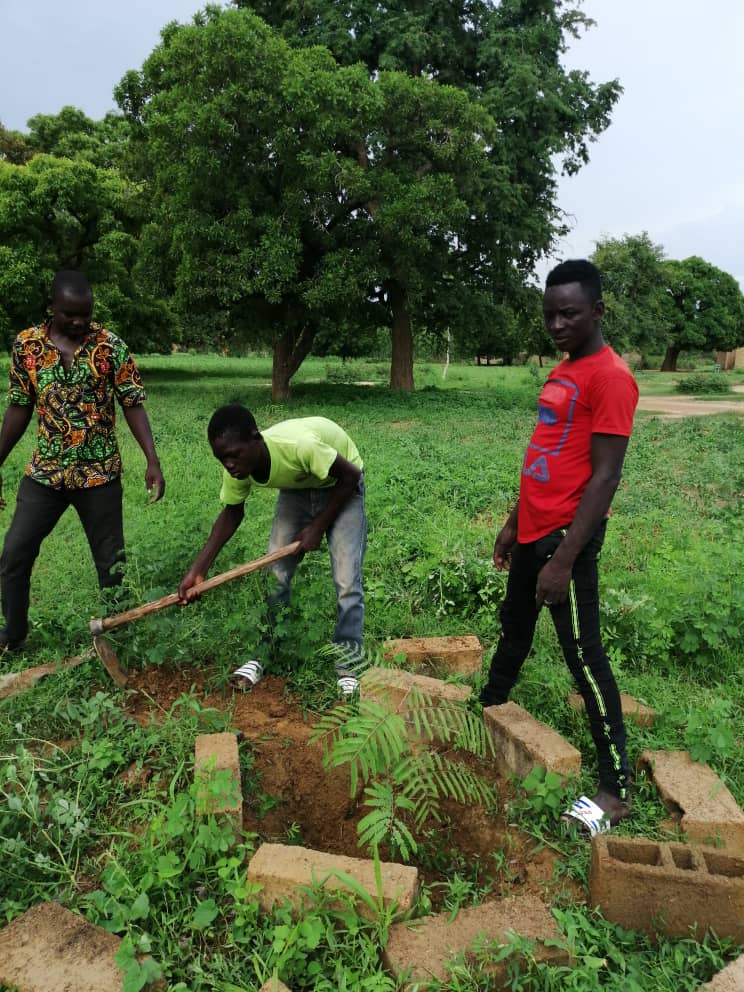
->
[231, 660, 264, 690]
[337, 675, 360, 698]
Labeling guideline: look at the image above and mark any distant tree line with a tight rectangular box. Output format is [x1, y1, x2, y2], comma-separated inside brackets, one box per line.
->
[1, 3, 741, 394]
[591, 232, 744, 372]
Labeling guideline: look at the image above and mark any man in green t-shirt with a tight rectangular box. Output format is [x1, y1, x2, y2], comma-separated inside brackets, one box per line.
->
[178, 404, 366, 696]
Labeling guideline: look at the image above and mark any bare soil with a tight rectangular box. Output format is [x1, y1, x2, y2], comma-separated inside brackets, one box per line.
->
[636, 392, 744, 418]
[124, 665, 582, 909]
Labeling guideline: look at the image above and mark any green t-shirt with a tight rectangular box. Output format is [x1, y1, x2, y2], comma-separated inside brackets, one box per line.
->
[220, 417, 363, 505]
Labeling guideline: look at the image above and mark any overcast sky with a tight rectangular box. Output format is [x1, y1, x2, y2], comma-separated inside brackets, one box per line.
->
[1, 1, 742, 286]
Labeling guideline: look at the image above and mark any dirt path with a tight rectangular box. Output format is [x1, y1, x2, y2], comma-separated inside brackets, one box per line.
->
[637, 384, 744, 418]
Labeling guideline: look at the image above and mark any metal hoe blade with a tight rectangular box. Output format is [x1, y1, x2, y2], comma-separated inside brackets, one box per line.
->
[93, 634, 129, 687]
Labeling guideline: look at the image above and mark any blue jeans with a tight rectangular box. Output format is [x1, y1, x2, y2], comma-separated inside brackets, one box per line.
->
[265, 477, 367, 677]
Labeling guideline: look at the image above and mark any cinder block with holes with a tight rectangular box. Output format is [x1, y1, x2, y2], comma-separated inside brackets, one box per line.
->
[383, 635, 483, 675]
[568, 690, 657, 728]
[589, 836, 744, 941]
[697, 952, 744, 991]
[247, 843, 418, 920]
[0, 902, 125, 992]
[382, 894, 568, 990]
[194, 732, 243, 829]
[483, 701, 581, 782]
[638, 750, 744, 854]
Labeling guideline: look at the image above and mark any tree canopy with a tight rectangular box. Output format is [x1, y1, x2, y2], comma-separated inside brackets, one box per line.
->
[112, 1, 619, 394]
[591, 233, 744, 370]
[0, 153, 169, 348]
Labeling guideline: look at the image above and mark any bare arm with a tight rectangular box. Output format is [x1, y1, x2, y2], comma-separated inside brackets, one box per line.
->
[178, 502, 245, 601]
[0, 404, 34, 510]
[535, 433, 629, 607]
[493, 502, 519, 570]
[122, 404, 165, 502]
[295, 454, 362, 553]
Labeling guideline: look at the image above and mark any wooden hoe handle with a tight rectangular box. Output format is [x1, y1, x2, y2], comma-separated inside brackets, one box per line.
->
[89, 541, 301, 635]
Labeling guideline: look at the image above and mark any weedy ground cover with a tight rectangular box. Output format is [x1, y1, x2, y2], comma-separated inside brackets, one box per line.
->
[0, 354, 742, 990]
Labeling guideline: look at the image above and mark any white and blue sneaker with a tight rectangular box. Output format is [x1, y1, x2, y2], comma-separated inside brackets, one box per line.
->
[337, 675, 360, 699]
[231, 660, 264, 690]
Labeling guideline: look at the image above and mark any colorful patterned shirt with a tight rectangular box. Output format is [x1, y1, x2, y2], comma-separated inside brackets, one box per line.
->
[8, 321, 147, 490]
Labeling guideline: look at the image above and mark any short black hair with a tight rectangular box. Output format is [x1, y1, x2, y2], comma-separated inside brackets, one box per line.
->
[545, 259, 602, 303]
[208, 404, 259, 443]
[51, 270, 92, 300]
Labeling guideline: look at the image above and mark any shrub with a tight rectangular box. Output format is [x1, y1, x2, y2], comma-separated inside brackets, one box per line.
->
[675, 373, 731, 394]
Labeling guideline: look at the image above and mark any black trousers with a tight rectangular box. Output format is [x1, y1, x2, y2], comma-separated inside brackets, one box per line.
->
[1, 476, 125, 644]
[481, 520, 630, 800]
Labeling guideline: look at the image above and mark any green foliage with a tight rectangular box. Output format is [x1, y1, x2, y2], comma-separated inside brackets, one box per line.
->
[675, 372, 732, 394]
[520, 766, 565, 824]
[591, 232, 668, 356]
[1, 355, 743, 987]
[311, 688, 495, 860]
[0, 153, 170, 348]
[685, 699, 736, 767]
[660, 256, 744, 370]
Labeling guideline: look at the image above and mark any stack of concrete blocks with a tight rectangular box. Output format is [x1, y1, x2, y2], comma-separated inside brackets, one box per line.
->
[589, 749, 744, 942]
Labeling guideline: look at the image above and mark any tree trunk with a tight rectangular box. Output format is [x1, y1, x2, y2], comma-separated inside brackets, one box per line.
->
[271, 326, 315, 401]
[660, 345, 680, 372]
[389, 283, 414, 392]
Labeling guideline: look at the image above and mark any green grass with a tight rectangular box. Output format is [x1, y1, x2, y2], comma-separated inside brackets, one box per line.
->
[1, 353, 743, 989]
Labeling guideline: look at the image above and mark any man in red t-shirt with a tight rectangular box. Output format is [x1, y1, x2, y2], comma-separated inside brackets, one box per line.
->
[480, 259, 638, 836]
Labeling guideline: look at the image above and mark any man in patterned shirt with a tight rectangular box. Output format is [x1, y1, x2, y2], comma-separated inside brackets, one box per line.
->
[0, 270, 165, 652]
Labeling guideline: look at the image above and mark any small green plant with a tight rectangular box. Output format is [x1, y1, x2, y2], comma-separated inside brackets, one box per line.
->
[519, 766, 565, 825]
[311, 686, 496, 860]
[685, 699, 735, 766]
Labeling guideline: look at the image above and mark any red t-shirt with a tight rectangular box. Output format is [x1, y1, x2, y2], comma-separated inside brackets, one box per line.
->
[518, 346, 638, 543]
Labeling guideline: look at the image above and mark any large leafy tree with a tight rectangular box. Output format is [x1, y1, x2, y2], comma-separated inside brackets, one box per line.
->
[241, 0, 621, 387]
[659, 257, 744, 372]
[115, 7, 498, 397]
[0, 154, 170, 349]
[591, 232, 668, 358]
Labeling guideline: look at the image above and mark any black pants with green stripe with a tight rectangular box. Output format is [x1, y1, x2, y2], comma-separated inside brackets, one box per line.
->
[481, 520, 630, 800]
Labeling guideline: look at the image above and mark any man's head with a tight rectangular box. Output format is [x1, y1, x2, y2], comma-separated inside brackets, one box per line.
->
[207, 404, 264, 479]
[50, 270, 93, 340]
[543, 259, 605, 359]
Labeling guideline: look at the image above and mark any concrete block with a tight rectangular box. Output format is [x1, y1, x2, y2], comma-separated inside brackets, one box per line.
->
[0, 902, 124, 992]
[383, 635, 483, 676]
[259, 980, 293, 992]
[589, 835, 744, 942]
[194, 732, 243, 828]
[383, 894, 568, 990]
[698, 953, 744, 991]
[247, 843, 418, 920]
[568, 690, 657, 728]
[361, 667, 471, 711]
[639, 750, 744, 854]
[483, 702, 581, 782]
